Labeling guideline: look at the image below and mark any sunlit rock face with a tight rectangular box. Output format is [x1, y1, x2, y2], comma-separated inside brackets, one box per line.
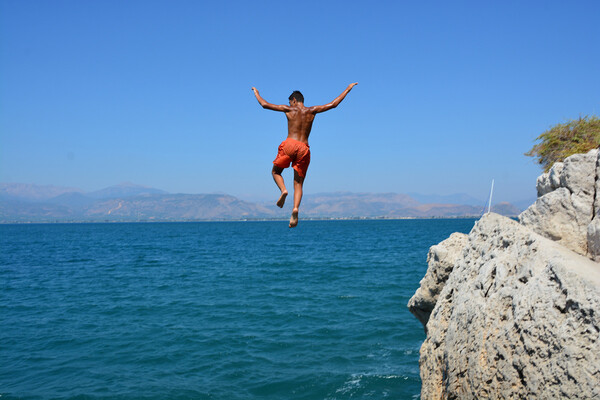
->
[408, 232, 468, 330]
[520, 148, 599, 259]
[410, 149, 600, 399]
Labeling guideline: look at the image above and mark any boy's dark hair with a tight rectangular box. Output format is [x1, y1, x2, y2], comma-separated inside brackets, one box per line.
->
[289, 91, 304, 103]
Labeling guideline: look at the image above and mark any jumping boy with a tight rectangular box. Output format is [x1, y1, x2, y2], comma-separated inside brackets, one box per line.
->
[252, 83, 358, 227]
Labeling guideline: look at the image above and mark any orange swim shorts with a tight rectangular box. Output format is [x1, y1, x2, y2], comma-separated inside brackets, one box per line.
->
[273, 138, 311, 178]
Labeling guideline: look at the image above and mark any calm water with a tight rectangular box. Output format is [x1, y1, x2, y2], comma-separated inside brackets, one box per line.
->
[1, 219, 475, 400]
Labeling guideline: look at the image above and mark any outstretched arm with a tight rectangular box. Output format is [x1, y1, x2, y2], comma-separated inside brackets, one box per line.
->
[310, 83, 358, 114]
[251, 87, 291, 112]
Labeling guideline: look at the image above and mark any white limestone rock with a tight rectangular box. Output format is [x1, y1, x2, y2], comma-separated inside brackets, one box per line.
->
[411, 150, 600, 399]
[519, 188, 587, 253]
[589, 152, 600, 261]
[536, 162, 563, 197]
[408, 232, 468, 329]
[520, 149, 599, 256]
[559, 150, 598, 198]
[588, 218, 600, 262]
[419, 213, 600, 400]
[595, 150, 600, 215]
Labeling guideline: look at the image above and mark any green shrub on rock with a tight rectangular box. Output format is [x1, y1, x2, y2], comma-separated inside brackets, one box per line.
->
[525, 115, 600, 172]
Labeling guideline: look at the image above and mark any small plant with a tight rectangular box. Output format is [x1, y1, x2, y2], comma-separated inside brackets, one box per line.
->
[525, 115, 600, 172]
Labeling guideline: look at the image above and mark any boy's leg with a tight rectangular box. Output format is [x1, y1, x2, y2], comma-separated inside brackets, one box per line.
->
[272, 166, 288, 208]
[289, 170, 304, 228]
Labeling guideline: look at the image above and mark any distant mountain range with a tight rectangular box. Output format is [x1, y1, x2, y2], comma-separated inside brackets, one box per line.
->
[0, 182, 527, 223]
[406, 192, 485, 206]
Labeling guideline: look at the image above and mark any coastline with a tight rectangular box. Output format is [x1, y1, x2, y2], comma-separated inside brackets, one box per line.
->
[0, 216, 483, 225]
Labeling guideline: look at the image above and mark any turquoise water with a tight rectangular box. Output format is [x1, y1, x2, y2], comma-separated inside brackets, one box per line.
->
[1, 219, 475, 400]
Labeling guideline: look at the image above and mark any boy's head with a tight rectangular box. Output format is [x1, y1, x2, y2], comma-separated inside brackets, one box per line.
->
[289, 91, 304, 104]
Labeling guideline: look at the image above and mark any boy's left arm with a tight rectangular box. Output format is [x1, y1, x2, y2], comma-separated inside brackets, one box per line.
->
[310, 83, 358, 114]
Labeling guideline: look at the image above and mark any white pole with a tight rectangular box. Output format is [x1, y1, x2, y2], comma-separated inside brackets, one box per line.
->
[487, 179, 495, 214]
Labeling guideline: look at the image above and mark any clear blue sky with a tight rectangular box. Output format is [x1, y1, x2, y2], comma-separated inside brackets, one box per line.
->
[1, 0, 599, 204]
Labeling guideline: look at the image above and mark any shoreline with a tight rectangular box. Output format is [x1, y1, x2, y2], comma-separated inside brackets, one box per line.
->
[0, 216, 483, 225]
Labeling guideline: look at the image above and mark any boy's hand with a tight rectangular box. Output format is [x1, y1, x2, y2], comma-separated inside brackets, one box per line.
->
[348, 82, 358, 90]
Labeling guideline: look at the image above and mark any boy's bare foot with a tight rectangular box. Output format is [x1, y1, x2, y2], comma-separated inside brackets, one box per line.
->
[276, 191, 288, 208]
[289, 209, 299, 228]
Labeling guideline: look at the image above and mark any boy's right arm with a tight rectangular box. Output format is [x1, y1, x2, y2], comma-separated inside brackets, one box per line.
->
[252, 87, 291, 112]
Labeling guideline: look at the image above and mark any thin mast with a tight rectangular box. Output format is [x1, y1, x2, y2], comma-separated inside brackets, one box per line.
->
[487, 179, 495, 214]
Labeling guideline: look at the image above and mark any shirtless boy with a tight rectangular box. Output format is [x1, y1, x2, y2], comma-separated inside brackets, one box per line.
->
[252, 83, 358, 227]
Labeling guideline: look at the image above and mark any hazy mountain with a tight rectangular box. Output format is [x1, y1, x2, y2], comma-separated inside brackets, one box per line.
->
[407, 192, 485, 206]
[0, 199, 73, 222]
[0, 183, 525, 222]
[45, 192, 97, 208]
[88, 182, 168, 199]
[85, 194, 276, 221]
[490, 202, 522, 217]
[1, 194, 276, 222]
[299, 192, 421, 217]
[0, 183, 83, 202]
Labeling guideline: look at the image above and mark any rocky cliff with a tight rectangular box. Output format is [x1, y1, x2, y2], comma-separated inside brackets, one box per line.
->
[408, 149, 600, 399]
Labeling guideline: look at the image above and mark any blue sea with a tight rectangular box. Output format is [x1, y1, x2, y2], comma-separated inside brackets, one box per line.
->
[1, 219, 475, 400]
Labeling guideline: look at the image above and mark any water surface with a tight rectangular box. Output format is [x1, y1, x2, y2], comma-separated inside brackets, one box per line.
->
[1, 219, 475, 399]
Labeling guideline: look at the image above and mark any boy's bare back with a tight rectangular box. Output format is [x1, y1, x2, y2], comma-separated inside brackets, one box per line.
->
[283, 106, 316, 144]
